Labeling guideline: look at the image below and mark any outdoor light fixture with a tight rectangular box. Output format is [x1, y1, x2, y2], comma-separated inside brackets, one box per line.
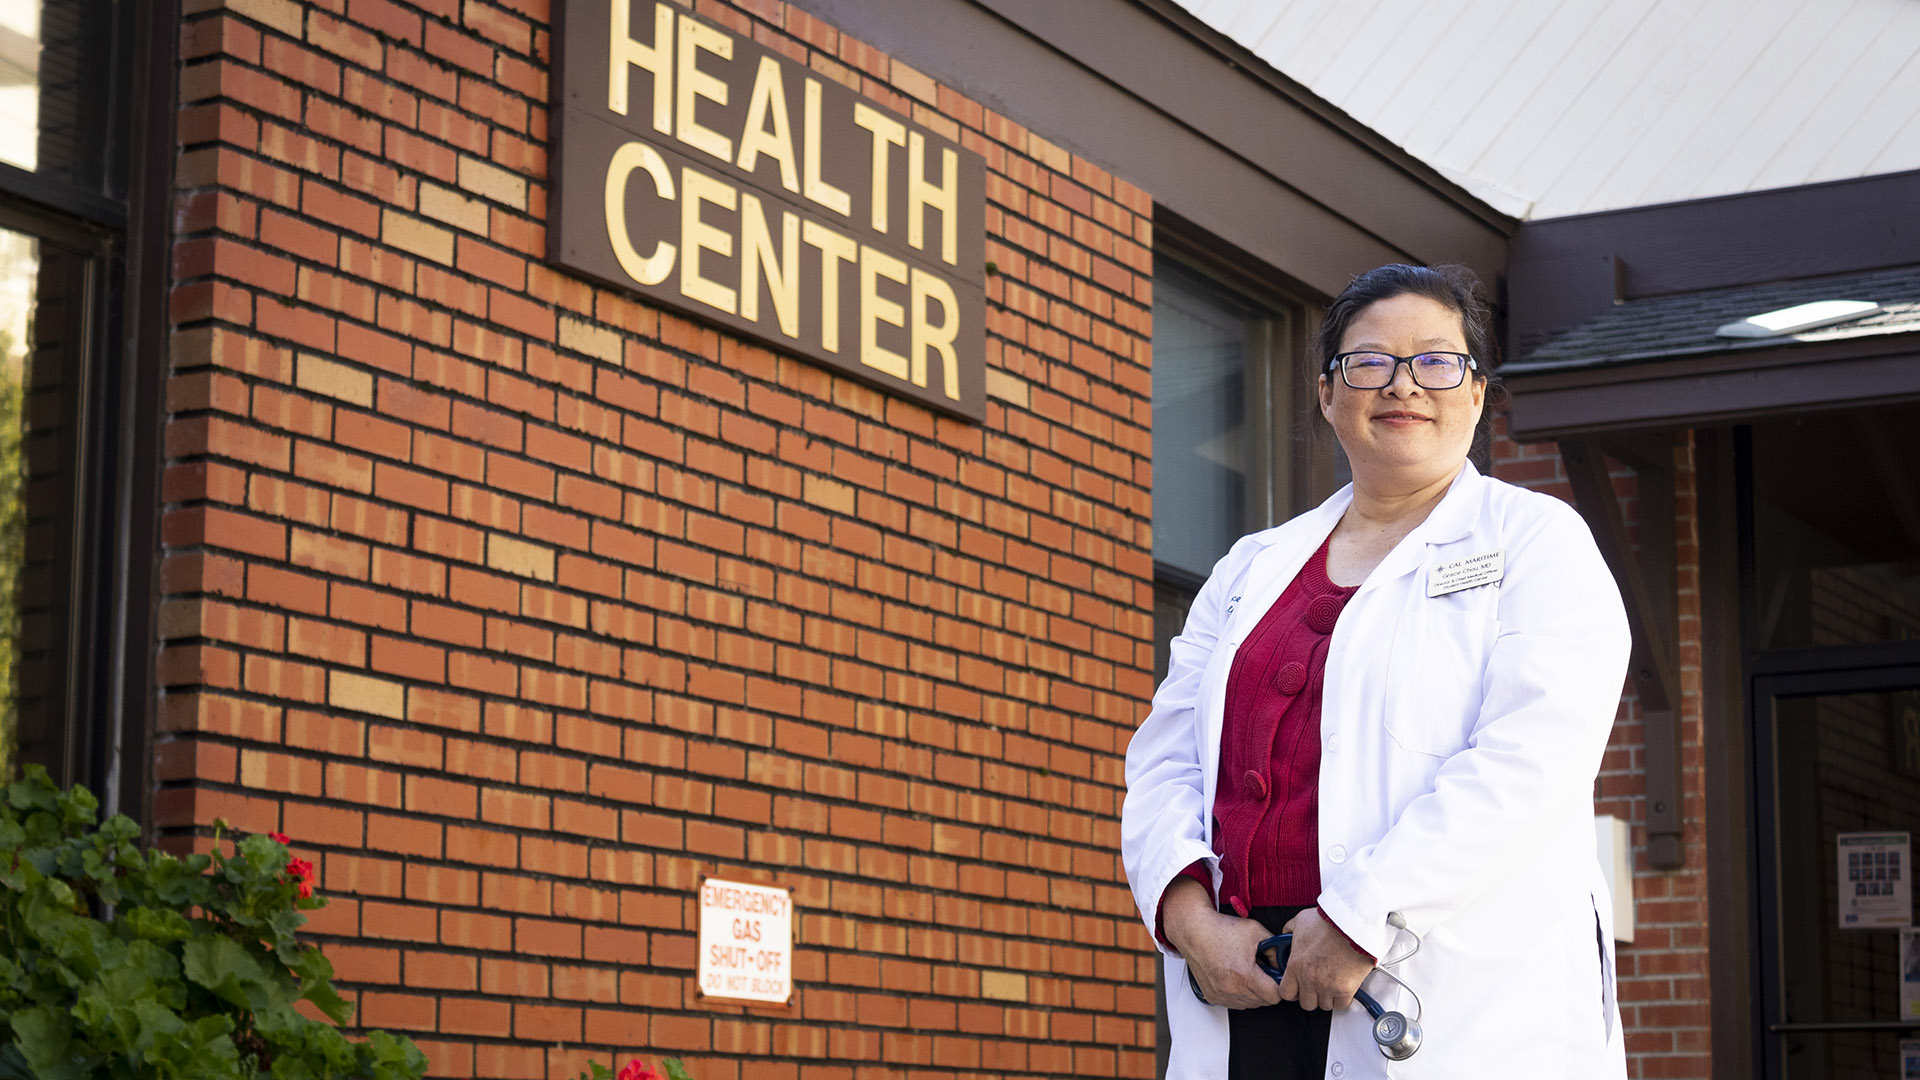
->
[1715, 299, 1882, 338]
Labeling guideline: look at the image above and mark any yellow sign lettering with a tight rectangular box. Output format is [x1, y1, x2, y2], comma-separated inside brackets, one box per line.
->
[607, 0, 673, 133]
[860, 244, 909, 381]
[741, 192, 800, 339]
[675, 13, 734, 163]
[604, 142, 676, 285]
[736, 56, 799, 194]
[680, 167, 738, 314]
[852, 102, 906, 234]
[908, 131, 958, 266]
[911, 267, 960, 399]
[801, 219, 857, 353]
[803, 78, 851, 217]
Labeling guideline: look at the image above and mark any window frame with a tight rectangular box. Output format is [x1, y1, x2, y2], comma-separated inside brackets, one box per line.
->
[0, 0, 172, 823]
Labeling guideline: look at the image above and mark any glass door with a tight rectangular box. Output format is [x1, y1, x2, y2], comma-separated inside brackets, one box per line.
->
[1753, 661, 1920, 1080]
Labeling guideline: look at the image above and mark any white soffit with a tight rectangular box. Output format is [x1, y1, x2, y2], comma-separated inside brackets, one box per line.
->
[1181, 0, 1920, 220]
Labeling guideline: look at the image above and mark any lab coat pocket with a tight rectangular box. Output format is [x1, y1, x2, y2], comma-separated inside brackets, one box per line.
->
[1383, 610, 1499, 758]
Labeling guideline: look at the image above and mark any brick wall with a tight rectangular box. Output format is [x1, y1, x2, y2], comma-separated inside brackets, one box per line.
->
[159, 1, 1160, 1076]
[1491, 423, 1712, 1079]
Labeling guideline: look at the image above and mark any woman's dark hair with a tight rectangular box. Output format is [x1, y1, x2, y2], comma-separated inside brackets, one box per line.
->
[1312, 263, 1507, 453]
[1313, 263, 1497, 376]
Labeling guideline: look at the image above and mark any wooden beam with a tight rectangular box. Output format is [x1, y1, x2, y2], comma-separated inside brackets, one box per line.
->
[1695, 428, 1754, 1080]
[1559, 439, 1685, 870]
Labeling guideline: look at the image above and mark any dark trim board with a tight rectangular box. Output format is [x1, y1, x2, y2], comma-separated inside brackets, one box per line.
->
[799, 0, 1513, 298]
[1696, 428, 1753, 1080]
[1503, 334, 1920, 440]
[111, 0, 176, 827]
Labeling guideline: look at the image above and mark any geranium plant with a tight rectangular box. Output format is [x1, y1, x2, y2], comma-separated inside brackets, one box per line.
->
[0, 765, 428, 1078]
[575, 1055, 694, 1080]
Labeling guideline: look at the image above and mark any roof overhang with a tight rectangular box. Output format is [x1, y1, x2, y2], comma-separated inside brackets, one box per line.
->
[1500, 173, 1920, 441]
[1502, 329, 1920, 440]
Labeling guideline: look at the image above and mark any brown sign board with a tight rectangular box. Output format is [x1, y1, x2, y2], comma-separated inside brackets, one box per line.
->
[552, 0, 987, 421]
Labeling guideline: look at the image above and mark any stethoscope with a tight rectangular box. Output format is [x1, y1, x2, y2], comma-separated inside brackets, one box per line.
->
[1188, 915, 1425, 1060]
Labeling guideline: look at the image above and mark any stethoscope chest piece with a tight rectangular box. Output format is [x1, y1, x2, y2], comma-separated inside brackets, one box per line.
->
[1370, 1008, 1421, 1060]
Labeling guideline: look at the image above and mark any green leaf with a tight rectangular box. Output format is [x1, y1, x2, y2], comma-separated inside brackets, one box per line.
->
[129, 994, 187, 1048]
[11, 1003, 73, 1071]
[143, 850, 213, 908]
[98, 814, 140, 844]
[6, 765, 60, 813]
[59, 783, 99, 830]
[299, 967, 353, 1026]
[182, 935, 277, 1011]
[662, 1057, 695, 1080]
[138, 1013, 243, 1079]
[359, 1030, 430, 1080]
[119, 904, 193, 944]
[268, 907, 309, 961]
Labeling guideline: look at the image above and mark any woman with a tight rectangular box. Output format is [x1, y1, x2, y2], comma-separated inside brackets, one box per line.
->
[1123, 264, 1630, 1079]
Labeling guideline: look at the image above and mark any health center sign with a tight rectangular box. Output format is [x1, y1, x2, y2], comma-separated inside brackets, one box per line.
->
[696, 877, 793, 1005]
[552, 0, 988, 420]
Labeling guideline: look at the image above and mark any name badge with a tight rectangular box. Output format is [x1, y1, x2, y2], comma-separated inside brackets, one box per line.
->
[1428, 549, 1504, 597]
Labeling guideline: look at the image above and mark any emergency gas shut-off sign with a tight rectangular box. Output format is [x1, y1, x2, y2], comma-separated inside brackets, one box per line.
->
[696, 878, 793, 1005]
[551, 0, 988, 420]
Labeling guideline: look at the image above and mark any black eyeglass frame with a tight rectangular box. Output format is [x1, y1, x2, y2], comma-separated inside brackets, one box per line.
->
[1325, 351, 1479, 390]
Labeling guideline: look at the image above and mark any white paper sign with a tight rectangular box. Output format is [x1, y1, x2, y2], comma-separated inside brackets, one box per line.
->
[1428, 549, 1504, 597]
[1837, 832, 1910, 929]
[1904, 1038, 1920, 1080]
[698, 877, 793, 1004]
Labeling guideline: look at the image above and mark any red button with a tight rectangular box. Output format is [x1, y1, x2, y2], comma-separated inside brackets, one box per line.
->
[1275, 662, 1307, 695]
[1244, 769, 1268, 799]
[1306, 594, 1342, 634]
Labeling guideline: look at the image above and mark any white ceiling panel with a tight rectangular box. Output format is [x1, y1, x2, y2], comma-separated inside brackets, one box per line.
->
[1185, 0, 1920, 218]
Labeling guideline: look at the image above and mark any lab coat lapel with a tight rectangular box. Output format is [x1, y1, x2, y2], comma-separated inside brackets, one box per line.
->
[1221, 488, 1352, 645]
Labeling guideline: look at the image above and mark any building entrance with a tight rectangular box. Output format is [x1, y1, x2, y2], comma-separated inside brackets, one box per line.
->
[1745, 405, 1920, 1079]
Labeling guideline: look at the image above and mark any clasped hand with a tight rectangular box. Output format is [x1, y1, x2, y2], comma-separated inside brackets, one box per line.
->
[1162, 879, 1373, 1011]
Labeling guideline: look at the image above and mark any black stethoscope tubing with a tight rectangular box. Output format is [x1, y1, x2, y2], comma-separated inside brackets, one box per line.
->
[1185, 933, 1423, 1060]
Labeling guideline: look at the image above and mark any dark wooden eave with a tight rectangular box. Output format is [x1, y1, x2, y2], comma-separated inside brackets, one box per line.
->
[1506, 330, 1920, 441]
[800, 0, 1515, 298]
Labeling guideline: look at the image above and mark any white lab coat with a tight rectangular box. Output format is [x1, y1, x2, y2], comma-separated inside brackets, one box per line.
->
[1123, 463, 1631, 1080]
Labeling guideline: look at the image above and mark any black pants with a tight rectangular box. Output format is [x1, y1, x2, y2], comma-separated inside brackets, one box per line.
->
[1227, 904, 1332, 1080]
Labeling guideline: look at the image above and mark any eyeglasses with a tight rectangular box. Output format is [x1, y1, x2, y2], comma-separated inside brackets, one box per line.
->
[1326, 351, 1477, 390]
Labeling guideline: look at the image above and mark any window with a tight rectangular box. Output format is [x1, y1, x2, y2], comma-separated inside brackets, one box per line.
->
[0, 0, 166, 820]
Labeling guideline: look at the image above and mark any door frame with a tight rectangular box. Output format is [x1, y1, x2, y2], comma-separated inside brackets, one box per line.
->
[1748, 642, 1920, 1080]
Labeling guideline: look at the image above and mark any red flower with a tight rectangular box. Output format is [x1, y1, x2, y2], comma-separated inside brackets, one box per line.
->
[617, 1061, 656, 1080]
[285, 855, 317, 899]
[284, 856, 316, 899]
[268, 832, 290, 845]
